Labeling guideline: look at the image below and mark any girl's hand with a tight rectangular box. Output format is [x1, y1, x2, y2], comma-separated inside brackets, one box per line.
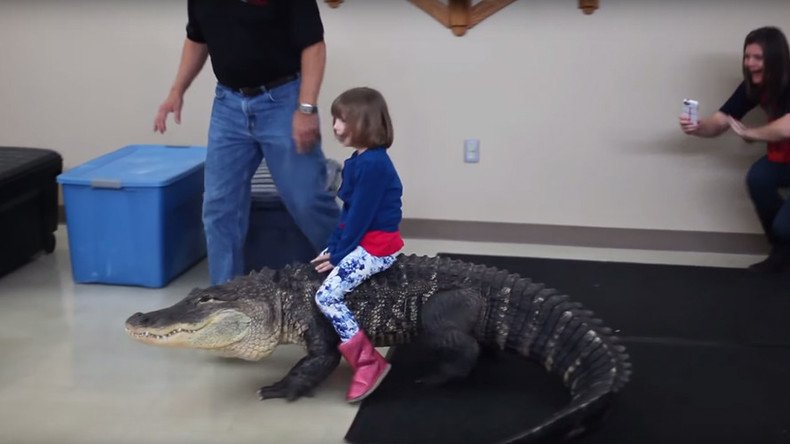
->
[727, 116, 755, 142]
[310, 252, 330, 264]
[315, 261, 334, 273]
[679, 114, 699, 135]
[311, 252, 333, 272]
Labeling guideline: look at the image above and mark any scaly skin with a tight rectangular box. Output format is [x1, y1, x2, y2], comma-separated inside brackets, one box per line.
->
[125, 254, 631, 441]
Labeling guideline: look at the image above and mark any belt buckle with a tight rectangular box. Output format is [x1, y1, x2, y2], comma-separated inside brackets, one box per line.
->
[239, 86, 263, 97]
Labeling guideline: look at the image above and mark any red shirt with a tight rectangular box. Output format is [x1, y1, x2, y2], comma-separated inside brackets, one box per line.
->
[767, 140, 790, 163]
[360, 230, 404, 256]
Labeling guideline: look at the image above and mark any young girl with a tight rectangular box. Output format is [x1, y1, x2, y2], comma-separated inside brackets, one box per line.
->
[311, 87, 404, 403]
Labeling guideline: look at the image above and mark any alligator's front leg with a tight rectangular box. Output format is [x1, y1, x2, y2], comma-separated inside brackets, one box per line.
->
[258, 318, 341, 401]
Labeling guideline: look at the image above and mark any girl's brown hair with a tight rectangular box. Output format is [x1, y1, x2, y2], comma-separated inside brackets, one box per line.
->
[330, 87, 394, 148]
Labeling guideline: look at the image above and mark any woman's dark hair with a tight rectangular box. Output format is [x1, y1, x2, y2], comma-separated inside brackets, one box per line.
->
[743, 26, 790, 117]
[330, 87, 394, 149]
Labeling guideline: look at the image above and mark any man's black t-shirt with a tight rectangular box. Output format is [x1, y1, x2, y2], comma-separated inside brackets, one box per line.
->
[187, 0, 324, 89]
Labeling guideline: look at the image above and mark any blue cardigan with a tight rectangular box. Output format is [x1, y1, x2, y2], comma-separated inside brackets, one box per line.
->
[326, 148, 403, 265]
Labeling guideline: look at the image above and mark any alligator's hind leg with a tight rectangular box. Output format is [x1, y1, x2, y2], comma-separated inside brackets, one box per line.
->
[417, 287, 485, 386]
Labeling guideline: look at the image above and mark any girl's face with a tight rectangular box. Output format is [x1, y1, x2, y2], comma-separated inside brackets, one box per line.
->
[743, 43, 765, 85]
[333, 117, 353, 147]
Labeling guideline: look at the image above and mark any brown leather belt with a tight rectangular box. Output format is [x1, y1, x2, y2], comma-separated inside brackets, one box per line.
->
[237, 73, 299, 97]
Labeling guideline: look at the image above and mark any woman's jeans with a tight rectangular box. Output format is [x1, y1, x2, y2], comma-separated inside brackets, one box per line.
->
[746, 155, 790, 244]
[203, 80, 340, 285]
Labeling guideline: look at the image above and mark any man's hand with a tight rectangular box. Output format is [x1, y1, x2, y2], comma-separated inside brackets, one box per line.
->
[727, 116, 755, 142]
[154, 91, 184, 134]
[293, 112, 320, 154]
[310, 252, 334, 273]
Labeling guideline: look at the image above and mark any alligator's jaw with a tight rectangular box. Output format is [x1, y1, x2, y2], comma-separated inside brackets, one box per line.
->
[126, 324, 202, 345]
[125, 309, 252, 351]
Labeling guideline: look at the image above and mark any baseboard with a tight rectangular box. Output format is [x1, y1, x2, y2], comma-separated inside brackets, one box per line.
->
[57, 206, 769, 255]
[400, 219, 769, 255]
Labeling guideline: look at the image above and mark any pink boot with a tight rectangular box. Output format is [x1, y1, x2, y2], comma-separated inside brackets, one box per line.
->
[337, 330, 391, 403]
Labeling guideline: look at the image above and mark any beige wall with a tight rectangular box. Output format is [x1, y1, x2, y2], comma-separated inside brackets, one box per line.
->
[1, 0, 789, 235]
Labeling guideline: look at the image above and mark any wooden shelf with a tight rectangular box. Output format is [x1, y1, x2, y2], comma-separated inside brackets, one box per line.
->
[324, 0, 600, 36]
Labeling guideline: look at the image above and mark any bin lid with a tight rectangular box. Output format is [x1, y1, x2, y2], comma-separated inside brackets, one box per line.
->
[57, 145, 207, 188]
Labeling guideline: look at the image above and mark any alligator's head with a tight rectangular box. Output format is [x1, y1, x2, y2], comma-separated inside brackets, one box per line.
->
[125, 271, 283, 361]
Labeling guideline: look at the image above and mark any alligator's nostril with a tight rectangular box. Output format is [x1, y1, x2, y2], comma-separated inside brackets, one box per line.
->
[127, 312, 149, 325]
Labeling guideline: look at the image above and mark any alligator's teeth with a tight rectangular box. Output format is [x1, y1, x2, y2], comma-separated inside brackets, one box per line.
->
[132, 327, 199, 339]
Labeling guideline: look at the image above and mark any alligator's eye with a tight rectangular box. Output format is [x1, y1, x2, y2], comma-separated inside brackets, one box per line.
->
[197, 296, 215, 304]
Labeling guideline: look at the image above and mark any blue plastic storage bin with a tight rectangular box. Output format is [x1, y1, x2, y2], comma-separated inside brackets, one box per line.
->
[57, 145, 207, 287]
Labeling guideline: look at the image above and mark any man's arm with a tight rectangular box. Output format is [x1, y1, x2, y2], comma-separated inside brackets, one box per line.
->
[153, 38, 209, 133]
[299, 41, 325, 107]
[293, 41, 326, 153]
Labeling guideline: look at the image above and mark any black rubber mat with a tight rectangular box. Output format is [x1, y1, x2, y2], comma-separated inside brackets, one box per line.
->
[345, 254, 790, 444]
[436, 254, 790, 346]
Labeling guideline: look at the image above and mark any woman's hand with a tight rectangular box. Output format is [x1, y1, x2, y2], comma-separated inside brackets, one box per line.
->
[679, 114, 700, 135]
[727, 116, 756, 142]
[310, 252, 334, 273]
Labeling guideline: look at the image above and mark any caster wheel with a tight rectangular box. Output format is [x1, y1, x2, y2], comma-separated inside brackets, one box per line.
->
[44, 232, 56, 253]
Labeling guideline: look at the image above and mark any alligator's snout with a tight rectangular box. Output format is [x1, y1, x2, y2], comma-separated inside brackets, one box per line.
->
[126, 312, 149, 327]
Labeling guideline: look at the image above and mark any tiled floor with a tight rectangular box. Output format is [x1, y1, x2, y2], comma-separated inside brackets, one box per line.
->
[0, 227, 765, 444]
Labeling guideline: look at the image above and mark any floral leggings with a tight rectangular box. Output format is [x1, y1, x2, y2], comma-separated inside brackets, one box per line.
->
[314, 246, 397, 342]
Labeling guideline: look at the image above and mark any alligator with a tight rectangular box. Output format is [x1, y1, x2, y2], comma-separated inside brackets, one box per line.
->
[125, 254, 631, 442]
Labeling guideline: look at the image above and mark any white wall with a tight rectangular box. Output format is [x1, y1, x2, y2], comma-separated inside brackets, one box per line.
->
[1, 0, 788, 235]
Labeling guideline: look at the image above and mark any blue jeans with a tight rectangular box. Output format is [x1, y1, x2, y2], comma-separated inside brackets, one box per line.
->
[746, 155, 790, 244]
[203, 80, 340, 285]
[315, 246, 398, 342]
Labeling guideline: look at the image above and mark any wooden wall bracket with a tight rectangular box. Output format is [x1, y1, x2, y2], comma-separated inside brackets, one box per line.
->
[579, 0, 599, 15]
[324, 0, 599, 36]
[408, 0, 517, 36]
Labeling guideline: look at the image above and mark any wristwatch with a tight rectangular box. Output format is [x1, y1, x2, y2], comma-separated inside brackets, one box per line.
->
[298, 103, 318, 115]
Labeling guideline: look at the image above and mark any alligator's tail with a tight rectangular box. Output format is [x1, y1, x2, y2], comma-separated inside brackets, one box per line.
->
[503, 285, 631, 443]
[437, 257, 632, 443]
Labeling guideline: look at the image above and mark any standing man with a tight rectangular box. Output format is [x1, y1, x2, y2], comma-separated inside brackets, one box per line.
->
[153, 0, 340, 285]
